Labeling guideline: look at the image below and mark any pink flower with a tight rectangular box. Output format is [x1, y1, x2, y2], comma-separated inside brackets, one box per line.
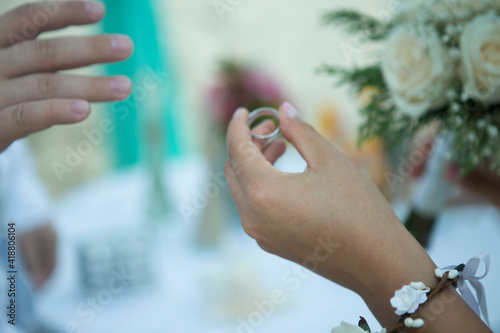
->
[208, 65, 284, 126]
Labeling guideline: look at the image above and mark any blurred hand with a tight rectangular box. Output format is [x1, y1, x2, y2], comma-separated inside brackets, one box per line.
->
[448, 163, 500, 209]
[225, 103, 489, 330]
[409, 134, 500, 209]
[0, 1, 134, 152]
[19, 223, 57, 289]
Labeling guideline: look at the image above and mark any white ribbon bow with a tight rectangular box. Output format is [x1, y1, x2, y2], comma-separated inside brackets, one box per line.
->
[442, 252, 490, 326]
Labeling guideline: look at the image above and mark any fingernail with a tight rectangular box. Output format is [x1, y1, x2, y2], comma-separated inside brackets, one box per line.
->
[233, 107, 246, 118]
[72, 101, 90, 116]
[446, 164, 461, 182]
[110, 77, 132, 100]
[85, 1, 104, 21]
[110, 35, 132, 57]
[282, 101, 299, 118]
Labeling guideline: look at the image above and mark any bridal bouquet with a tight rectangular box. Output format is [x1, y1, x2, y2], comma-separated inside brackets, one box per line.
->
[321, 0, 500, 174]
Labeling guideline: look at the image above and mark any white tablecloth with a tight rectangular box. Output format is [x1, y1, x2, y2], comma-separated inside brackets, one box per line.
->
[35, 151, 499, 332]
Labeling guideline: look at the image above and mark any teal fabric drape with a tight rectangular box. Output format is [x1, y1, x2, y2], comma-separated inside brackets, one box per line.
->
[103, 0, 182, 167]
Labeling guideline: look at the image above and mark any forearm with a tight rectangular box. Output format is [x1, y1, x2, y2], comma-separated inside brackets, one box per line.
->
[308, 212, 490, 332]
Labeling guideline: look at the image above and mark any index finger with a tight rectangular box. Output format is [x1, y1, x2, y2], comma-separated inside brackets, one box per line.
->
[226, 107, 275, 180]
[0, 1, 105, 49]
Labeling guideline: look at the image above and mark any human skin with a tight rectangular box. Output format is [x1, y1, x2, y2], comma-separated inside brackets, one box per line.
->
[0, 1, 133, 289]
[19, 223, 57, 289]
[0, 1, 134, 153]
[410, 134, 500, 209]
[454, 165, 500, 209]
[225, 102, 491, 332]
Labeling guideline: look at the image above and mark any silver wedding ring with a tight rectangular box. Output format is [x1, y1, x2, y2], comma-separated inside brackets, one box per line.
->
[248, 107, 281, 143]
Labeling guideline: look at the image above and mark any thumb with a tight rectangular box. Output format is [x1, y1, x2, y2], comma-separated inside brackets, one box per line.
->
[278, 102, 333, 168]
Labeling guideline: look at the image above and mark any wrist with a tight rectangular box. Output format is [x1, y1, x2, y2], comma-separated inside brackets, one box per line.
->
[357, 222, 438, 325]
[362, 258, 491, 332]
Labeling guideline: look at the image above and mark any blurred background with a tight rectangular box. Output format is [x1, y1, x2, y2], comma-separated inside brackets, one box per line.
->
[11, 0, 389, 196]
[1, 0, 499, 332]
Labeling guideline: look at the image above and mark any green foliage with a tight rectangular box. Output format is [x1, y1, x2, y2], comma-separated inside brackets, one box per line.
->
[318, 65, 386, 93]
[322, 10, 389, 40]
[440, 103, 500, 175]
[358, 317, 371, 332]
[358, 100, 414, 147]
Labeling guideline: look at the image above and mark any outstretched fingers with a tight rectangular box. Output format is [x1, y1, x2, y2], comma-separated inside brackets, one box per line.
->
[0, 34, 134, 78]
[0, 74, 132, 108]
[0, 99, 90, 152]
[0, 1, 105, 49]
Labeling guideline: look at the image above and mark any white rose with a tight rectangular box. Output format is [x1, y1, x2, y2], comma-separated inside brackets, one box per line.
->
[393, 0, 493, 23]
[382, 23, 453, 118]
[390, 285, 428, 315]
[460, 13, 500, 104]
[429, 0, 492, 21]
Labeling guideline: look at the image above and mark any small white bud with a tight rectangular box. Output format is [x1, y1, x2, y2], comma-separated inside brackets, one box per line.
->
[434, 268, 443, 278]
[404, 318, 414, 328]
[477, 119, 487, 129]
[488, 125, 498, 138]
[404, 317, 425, 328]
[450, 47, 461, 60]
[448, 269, 459, 279]
[413, 319, 425, 328]
[410, 282, 426, 290]
[446, 89, 457, 100]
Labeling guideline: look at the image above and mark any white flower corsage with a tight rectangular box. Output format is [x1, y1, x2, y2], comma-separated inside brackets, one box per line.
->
[390, 282, 430, 316]
[330, 254, 490, 332]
